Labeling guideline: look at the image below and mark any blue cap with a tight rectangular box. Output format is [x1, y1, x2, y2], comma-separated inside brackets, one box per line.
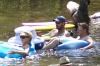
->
[53, 16, 66, 23]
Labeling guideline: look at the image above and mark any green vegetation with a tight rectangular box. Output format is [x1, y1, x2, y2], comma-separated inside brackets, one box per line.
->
[0, 0, 100, 41]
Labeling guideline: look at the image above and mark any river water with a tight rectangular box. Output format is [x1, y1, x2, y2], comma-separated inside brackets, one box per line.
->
[0, 44, 100, 66]
[0, 0, 100, 66]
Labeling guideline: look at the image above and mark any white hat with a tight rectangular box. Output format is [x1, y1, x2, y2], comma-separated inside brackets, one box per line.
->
[66, 1, 79, 14]
[20, 31, 32, 37]
[59, 56, 72, 65]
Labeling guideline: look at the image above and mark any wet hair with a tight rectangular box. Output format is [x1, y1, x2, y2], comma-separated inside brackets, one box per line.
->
[78, 23, 89, 34]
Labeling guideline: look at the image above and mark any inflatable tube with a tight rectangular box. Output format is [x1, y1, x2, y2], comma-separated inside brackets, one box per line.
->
[0, 44, 23, 58]
[21, 23, 75, 31]
[24, 24, 75, 31]
[8, 36, 45, 50]
[0, 42, 36, 58]
[41, 36, 51, 41]
[55, 40, 88, 50]
[8, 26, 38, 45]
[35, 42, 44, 50]
[32, 37, 45, 50]
[21, 22, 70, 26]
[8, 26, 45, 50]
[59, 37, 76, 43]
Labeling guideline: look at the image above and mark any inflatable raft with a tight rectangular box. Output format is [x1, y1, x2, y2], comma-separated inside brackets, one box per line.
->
[0, 42, 36, 58]
[21, 22, 75, 31]
[8, 26, 45, 50]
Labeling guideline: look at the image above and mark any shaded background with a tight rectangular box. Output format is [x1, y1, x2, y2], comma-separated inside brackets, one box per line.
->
[0, 0, 100, 40]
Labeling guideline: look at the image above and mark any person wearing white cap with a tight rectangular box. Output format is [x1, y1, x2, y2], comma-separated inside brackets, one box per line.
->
[66, 0, 90, 30]
[8, 26, 37, 45]
[8, 31, 33, 57]
[59, 56, 72, 66]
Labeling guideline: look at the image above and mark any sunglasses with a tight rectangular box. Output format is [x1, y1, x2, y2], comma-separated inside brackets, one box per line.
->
[55, 21, 62, 24]
[20, 36, 29, 39]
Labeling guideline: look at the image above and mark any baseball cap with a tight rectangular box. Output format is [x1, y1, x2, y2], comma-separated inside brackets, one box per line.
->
[20, 31, 32, 37]
[53, 16, 66, 24]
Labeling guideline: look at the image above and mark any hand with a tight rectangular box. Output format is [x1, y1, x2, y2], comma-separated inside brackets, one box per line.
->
[8, 51, 16, 54]
[80, 47, 87, 50]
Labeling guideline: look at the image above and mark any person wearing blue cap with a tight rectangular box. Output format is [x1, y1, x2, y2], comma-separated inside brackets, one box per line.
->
[42, 16, 72, 49]
[42, 16, 70, 38]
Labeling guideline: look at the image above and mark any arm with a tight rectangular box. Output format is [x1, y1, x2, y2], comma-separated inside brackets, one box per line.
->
[9, 45, 30, 56]
[42, 37, 59, 49]
[42, 29, 58, 37]
[80, 37, 94, 50]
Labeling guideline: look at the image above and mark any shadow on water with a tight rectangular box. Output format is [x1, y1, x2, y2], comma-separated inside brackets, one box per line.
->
[0, 42, 100, 66]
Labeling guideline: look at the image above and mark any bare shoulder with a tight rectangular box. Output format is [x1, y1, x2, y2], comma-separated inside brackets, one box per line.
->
[87, 36, 93, 40]
[86, 36, 94, 43]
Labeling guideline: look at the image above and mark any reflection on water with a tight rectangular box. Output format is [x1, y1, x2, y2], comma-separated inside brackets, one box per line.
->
[0, 42, 100, 66]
